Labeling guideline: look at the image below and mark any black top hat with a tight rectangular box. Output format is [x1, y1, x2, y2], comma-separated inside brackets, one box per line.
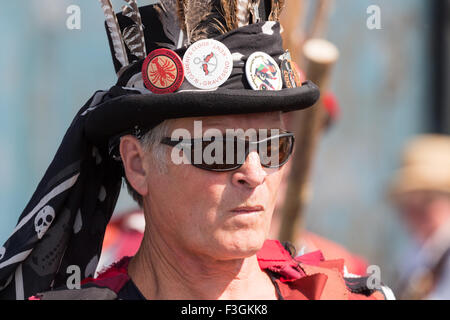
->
[88, 0, 320, 148]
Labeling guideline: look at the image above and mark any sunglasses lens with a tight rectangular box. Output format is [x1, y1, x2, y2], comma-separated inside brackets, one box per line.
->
[192, 139, 241, 171]
[259, 135, 293, 168]
[278, 136, 294, 165]
[171, 133, 293, 172]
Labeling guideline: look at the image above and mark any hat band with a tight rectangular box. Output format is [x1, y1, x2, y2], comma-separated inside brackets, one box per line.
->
[117, 21, 286, 93]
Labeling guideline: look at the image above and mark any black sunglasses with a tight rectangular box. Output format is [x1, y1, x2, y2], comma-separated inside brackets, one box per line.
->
[160, 132, 295, 172]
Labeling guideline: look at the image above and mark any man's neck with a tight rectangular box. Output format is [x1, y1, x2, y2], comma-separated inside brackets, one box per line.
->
[127, 232, 277, 300]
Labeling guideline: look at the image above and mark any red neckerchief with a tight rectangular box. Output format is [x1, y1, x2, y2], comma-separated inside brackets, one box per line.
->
[81, 240, 337, 300]
[256, 239, 329, 300]
[81, 258, 131, 293]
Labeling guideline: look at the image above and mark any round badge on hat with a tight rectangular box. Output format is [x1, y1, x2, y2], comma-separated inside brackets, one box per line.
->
[183, 39, 233, 90]
[245, 52, 282, 91]
[292, 61, 306, 85]
[142, 48, 184, 94]
[281, 59, 305, 89]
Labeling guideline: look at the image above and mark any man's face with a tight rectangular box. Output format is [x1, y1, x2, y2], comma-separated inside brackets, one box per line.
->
[143, 112, 286, 260]
[396, 191, 450, 243]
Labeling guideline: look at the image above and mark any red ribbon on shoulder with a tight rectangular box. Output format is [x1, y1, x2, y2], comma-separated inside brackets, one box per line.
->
[256, 240, 329, 300]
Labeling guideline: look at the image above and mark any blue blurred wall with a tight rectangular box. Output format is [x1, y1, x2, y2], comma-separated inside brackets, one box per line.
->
[305, 0, 432, 285]
[0, 0, 123, 242]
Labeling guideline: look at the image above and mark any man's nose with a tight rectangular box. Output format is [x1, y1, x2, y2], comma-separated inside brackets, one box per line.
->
[231, 151, 267, 189]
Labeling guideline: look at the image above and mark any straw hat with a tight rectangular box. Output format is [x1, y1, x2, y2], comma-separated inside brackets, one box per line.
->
[390, 134, 450, 197]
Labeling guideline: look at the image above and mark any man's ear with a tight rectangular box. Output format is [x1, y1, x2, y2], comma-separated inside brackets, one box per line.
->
[119, 135, 149, 198]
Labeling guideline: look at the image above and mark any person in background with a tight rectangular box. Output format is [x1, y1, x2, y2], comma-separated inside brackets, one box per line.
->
[390, 134, 450, 299]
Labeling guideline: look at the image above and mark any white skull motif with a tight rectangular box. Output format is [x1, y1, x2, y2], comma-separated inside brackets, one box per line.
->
[34, 205, 55, 239]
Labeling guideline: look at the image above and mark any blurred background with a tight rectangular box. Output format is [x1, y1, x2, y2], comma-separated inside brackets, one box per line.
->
[0, 0, 449, 297]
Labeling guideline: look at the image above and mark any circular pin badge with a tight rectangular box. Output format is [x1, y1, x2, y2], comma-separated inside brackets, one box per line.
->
[245, 52, 282, 91]
[281, 59, 305, 88]
[142, 48, 184, 94]
[183, 39, 233, 90]
[292, 61, 306, 85]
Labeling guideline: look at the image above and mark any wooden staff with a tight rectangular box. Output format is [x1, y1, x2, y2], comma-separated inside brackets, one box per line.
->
[281, 0, 334, 66]
[280, 0, 306, 63]
[278, 39, 339, 243]
[308, 0, 334, 40]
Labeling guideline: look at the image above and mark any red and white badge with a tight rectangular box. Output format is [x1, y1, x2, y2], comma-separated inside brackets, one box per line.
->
[142, 48, 184, 94]
[245, 52, 282, 91]
[182, 39, 233, 90]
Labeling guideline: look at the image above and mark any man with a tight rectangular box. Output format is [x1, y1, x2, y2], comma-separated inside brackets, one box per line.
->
[100, 92, 369, 279]
[0, 1, 388, 300]
[390, 134, 450, 299]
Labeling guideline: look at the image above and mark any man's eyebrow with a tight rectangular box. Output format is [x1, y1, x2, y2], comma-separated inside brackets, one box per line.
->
[201, 128, 287, 139]
[202, 126, 286, 131]
[200, 121, 228, 129]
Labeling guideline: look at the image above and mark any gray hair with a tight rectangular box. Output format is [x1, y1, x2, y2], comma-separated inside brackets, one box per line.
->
[124, 119, 173, 207]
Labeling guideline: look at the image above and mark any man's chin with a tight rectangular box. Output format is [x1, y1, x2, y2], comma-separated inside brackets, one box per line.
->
[212, 231, 267, 259]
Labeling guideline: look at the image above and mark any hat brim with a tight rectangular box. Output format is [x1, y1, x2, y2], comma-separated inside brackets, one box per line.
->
[85, 81, 320, 146]
[389, 166, 450, 198]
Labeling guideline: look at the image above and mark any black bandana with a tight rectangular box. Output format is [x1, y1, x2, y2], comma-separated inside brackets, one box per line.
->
[0, 88, 136, 300]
